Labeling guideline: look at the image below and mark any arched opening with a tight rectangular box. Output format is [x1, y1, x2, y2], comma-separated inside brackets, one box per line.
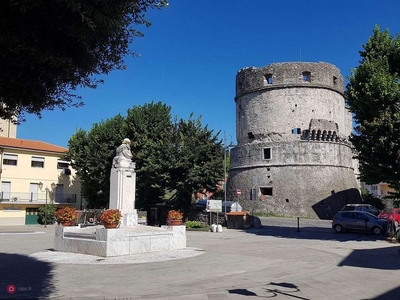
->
[302, 71, 311, 83]
[322, 130, 327, 141]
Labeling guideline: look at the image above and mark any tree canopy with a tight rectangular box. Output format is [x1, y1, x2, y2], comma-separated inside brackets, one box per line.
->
[66, 114, 126, 208]
[66, 102, 224, 210]
[169, 114, 224, 211]
[0, 0, 168, 121]
[346, 25, 400, 189]
[125, 102, 173, 210]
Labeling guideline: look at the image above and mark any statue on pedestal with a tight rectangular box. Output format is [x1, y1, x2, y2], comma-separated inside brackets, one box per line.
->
[109, 138, 137, 226]
[112, 138, 135, 169]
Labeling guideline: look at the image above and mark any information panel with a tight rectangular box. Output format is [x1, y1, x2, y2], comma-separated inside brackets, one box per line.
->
[206, 200, 222, 212]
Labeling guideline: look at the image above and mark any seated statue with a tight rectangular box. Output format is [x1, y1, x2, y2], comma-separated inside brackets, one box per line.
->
[112, 138, 135, 169]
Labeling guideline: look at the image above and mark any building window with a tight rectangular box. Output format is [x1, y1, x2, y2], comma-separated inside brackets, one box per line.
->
[263, 148, 271, 160]
[292, 128, 301, 134]
[264, 74, 273, 84]
[260, 187, 273, 196]
[302, 71, 311, 83]
[1, 181, 11, 200]
[333, 76, 338, 85]
[3, 154, 17, 166]
[57, 160, 69, 169]
[31, 156, 45, 168]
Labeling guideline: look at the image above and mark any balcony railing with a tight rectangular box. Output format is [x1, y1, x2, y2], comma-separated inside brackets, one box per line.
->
[0, 192, 77, 204]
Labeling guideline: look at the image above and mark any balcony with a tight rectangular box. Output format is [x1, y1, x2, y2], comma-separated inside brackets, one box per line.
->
[0, 192, 77, 204]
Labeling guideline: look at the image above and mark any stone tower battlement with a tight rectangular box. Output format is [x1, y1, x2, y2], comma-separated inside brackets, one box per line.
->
[234, 62, 351, 146]
[236, 62, 344, 98]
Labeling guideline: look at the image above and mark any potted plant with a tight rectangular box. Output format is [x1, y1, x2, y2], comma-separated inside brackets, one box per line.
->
[99, 209, 122, 229]
[55, 207, 77, 226]
[167, 210, 184, 226]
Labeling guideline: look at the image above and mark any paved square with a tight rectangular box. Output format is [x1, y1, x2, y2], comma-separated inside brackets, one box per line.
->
[1, 217, 399, 299]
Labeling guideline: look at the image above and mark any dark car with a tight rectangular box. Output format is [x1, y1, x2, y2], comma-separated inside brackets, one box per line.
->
[341, 204, 380, 216]
[332, 211, 388, 235]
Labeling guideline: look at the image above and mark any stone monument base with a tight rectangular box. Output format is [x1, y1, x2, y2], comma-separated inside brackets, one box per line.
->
[54, 225, 186, 257]
[122, 212, 138, 226]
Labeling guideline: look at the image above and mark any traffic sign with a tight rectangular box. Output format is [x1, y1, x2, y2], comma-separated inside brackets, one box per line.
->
[237, 189, 241, 196]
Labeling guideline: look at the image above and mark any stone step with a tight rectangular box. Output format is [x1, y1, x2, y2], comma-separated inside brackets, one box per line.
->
[64, 232, 96, 240]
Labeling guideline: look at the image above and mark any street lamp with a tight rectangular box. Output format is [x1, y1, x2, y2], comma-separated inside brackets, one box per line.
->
[39, 182, 56, 228]
[44, 187, 49, 228]
[223, 131, 235, 215]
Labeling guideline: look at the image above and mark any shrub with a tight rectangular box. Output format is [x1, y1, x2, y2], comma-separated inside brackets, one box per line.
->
[38, 204, 57, 224]
[99, 209, 122, 224]
[185, 221, 203, 228]
[55, 207, 77, 222]
[167, 210, 183, 220]
[361, 190, 385, 210]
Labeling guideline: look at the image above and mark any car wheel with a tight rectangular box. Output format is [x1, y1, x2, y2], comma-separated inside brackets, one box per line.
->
[372, 226, 382, 236]
[333, 224, 343, 233]
[395, 220, 399, 227]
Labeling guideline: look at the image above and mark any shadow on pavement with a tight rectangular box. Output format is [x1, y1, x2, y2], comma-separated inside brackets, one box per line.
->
[0, 253, 54, 299]
[374, 286, 400, 300]
[228, 288, 257, 297]
[242, 225, 388, 242]
[338, 246, 400, 270]
[229, 281, 310, 299]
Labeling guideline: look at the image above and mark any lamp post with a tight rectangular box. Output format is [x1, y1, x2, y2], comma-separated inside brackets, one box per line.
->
[38, 182, 47, 228]
[44, 187, 49, 228]
[39, 182, 56, 228]
[223, 131, 235, 216]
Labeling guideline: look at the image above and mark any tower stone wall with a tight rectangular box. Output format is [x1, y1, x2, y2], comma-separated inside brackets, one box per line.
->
[228, 62, 360, 219]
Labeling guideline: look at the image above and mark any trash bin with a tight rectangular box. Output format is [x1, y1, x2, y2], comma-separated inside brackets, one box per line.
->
[226, 211, 251, 229]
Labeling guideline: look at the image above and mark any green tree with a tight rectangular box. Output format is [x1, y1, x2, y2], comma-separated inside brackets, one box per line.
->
[66, 115, 126, 208]
[360, 189, 385, 210]
[38, 204, 58, 224]
[346, 25, 400, 189]
[0, 0, 168, 121]
[125, 101, 173, 210]
[65, 103, 225, 211]
[169, 114, 225, 211]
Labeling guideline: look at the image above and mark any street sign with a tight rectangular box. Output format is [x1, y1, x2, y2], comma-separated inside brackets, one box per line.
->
[206, 200, 222, 212]
[237, 189, 241, 196]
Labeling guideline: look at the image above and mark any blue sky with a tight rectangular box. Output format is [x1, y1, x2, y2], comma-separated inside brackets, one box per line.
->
[17, 0, 400, 147]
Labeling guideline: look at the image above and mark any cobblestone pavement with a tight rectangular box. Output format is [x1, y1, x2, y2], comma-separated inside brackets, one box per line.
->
[1, 217, 400, 300]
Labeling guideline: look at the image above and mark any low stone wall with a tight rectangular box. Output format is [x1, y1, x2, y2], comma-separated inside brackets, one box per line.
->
[54, 225, 186, 257]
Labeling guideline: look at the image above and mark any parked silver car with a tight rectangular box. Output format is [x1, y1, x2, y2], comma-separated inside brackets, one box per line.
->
[332, 211, 388, 235]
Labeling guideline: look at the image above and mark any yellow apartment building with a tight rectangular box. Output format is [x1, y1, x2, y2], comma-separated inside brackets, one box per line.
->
[0, 130, 81, 225]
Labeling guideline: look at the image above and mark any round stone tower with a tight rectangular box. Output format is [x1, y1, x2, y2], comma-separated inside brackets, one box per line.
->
[227, 62, 360, 219]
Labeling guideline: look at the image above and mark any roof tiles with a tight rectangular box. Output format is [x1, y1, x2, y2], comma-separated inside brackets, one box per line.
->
[0, 137, 67, 154]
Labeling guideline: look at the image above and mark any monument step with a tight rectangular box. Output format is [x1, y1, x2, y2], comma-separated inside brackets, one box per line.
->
[64, 232, 97, 240]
